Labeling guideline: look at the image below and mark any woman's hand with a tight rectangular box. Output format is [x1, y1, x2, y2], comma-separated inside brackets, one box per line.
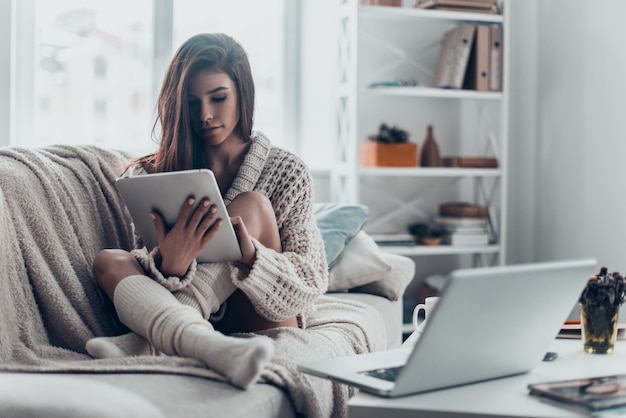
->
[231, 216, 256, 268]
[152, 197, 222, 277]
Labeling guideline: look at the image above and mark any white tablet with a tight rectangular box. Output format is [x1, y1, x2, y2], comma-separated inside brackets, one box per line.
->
[116, 169, 242, 263]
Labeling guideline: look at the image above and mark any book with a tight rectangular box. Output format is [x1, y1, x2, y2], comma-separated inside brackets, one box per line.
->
[489, 25, 503, 91]
[435, 215, 488, 227]
[433, 26, 458, 88]
[557, 322, 626, 340]
[528, 374, 626, 412]
[434, 24, 476, 89]
[442, 233, 489, 246]
[427, 6, 499, 14]
[416, 0, 498, 12]
[370, 233, 416, 246]
[439, 202, 489, 218]
[464, 24, 491, 91]
[442, 225, 488, 235]
[442, 156, 499, 168]
[450, 24, 476, 89]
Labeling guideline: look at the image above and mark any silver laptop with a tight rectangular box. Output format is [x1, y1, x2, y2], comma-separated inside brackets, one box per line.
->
[298, 259, 597, 398]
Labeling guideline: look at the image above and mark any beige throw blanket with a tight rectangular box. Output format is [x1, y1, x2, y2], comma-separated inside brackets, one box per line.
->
[0, 145, 385, 418]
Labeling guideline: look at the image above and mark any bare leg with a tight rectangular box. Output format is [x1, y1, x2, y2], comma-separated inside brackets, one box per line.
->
[218, 192, 299, 334]
[86, 250, 159, 357]
[87, 250, 273, 389]
[227, 191, 282, 253]
[93, 249, 144, 301]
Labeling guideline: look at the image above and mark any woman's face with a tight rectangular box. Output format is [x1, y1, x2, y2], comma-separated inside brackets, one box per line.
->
[188, 70, 240, 146]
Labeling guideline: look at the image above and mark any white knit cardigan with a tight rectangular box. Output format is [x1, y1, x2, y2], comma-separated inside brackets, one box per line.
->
[130, 131, 329, 327]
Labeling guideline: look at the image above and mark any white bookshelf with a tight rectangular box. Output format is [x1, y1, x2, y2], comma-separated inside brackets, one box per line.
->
[368, 86, 503, 100]
[333, 1, 510, 270]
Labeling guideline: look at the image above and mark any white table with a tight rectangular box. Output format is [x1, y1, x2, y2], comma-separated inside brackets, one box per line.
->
[348, 339, 626, 417]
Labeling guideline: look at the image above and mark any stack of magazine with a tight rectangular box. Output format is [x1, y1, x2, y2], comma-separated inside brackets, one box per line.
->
[436, 202, 491, 246]
[436, 216, 490, 246]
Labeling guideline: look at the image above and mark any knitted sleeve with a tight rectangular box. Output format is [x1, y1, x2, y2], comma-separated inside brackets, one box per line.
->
[230, 158, 329, 323]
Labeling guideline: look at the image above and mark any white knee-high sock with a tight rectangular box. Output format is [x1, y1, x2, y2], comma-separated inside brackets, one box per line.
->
[87, 264, 237, 360]
[174, 263, 237, 319]
[86, 332, 157, 358]
[90, 275, 273, 389]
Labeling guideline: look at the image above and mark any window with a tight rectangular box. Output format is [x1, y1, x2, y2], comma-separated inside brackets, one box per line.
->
[173, 0, 287, 149]
[10, 0, 293, 156]
[28, 0, 153, 151]
[94, 56, 107, 78]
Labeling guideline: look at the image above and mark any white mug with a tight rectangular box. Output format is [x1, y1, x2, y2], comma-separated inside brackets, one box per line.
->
[412, 296, 440, 334]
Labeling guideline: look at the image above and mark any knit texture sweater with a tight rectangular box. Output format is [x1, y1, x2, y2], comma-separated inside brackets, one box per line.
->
[130, 131, 329, 327]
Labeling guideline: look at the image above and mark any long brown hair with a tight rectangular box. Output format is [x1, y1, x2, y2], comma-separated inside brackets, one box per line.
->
[137, 33, 255, 173]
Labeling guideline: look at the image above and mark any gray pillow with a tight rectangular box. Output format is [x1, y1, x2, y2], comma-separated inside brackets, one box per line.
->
[327, 230, 391, 291]
[313, 203, 369, 269]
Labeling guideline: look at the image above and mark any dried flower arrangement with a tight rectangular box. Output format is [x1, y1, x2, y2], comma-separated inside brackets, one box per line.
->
[579, 267, 626, 309]
[579, 267, 626, 354]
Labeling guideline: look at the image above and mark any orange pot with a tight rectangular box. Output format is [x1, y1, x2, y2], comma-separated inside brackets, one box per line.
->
[359, 142, 418, 167]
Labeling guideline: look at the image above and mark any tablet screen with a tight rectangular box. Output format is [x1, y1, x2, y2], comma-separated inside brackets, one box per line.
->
[116, 169, 242, 263]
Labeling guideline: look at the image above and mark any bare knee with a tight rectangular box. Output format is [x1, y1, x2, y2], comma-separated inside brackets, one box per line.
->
[93, 249, 143, 300]
[228, 192, 280, 251]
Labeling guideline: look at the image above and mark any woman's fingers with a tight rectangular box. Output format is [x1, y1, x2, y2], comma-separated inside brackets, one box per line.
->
[231, 216, 255, 266]
[175, 197, 219, 237]
[190, 198, 217, 232]
[152, 211, 167, 242]
[176, 196, 196, 226]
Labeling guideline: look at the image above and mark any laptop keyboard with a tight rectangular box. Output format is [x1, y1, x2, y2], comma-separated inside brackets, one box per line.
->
[360, 366, 403, 382]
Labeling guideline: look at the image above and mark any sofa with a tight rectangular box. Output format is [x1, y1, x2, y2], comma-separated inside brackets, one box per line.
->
[0, 145, 415, 418]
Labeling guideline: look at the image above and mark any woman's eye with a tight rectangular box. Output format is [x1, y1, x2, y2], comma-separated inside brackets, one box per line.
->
[212, 96, 226, 103]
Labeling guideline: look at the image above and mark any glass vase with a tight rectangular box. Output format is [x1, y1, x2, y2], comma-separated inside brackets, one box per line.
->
[579, 303, 620, 354]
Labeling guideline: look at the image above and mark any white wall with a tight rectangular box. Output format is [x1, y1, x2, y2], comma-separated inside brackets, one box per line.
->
[0, 0, 11, 145]
[508, 0, 626, 272]
[506, 0, 538, 264]
[298, 0, 336, 171]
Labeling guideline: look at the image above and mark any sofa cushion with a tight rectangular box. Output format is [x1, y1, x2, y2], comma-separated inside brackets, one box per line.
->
[351, 252, 416, 301]
[0, 374, 165, 418]
[330, 292, 403, 349]
[313, 203, 368, 268]
[328, 230, 391, 291]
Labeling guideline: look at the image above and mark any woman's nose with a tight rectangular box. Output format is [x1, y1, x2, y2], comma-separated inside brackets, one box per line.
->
[201, 103, 213, 122]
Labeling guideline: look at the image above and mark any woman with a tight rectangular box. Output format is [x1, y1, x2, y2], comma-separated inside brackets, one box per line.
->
[86, 33, 329, 390]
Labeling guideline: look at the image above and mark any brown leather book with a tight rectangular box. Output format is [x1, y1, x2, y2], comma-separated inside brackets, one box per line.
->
[442, 156, 498, 168]
[439, 202, 489, 218]
[416, 0, 499, 13]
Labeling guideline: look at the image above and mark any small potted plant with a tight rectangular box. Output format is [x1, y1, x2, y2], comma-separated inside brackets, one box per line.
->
[408, 222, 444, 246]
[359, 123, 418, 167]
[579, 267, 626, 354]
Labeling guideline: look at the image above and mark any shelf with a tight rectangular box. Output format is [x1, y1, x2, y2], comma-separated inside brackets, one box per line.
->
[367, 86, 503, 100]
[334, 0, 508, 270]
[359, 5, 504, 24]
[359, 167, 501, 177]
[378, 244, 500, 257]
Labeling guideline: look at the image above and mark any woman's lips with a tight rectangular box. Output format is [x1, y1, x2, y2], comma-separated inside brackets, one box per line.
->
[200, 126, 220, 135]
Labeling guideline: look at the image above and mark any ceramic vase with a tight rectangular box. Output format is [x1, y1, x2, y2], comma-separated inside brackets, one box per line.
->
[420, 125, 441, 167]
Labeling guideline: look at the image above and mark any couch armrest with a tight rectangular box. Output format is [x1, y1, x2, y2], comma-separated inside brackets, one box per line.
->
[329, 292, 403, 349]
